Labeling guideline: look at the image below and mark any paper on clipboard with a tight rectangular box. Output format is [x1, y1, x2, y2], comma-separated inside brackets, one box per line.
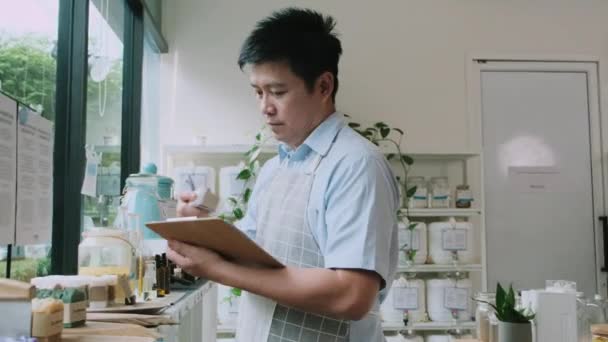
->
[145, 217, 284, 269]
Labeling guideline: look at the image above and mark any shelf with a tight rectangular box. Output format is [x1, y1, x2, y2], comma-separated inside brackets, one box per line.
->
[396, 264, 482, 273]
[217, 323, 236, 335]
[401, 208, 482, 217]
[382, 321, 475, 332]
[163, 144, 278, 155]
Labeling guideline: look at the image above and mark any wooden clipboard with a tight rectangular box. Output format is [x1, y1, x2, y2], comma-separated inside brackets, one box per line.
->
[145, 218, 284, 269]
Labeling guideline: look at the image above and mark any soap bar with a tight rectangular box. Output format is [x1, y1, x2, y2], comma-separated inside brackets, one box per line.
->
[31, 298, 64, 340]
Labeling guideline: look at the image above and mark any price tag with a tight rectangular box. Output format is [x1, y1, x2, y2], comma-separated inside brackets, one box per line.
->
[399, 229, 421, 251]
[442, 229, 467, 251]
[444, 287, 469, 310]
[393, 287, 419, 310]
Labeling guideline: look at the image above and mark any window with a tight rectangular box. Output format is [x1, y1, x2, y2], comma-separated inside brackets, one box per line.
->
[0, 0, 58, 281]
[140, 36, 161, 167]
[82, 0, 125, 230]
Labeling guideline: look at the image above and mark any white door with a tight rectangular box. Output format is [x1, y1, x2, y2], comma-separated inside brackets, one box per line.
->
[475, 60, 605, 296]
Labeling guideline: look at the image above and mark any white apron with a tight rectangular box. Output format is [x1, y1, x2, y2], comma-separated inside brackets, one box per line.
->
[235, 151, 350, 342]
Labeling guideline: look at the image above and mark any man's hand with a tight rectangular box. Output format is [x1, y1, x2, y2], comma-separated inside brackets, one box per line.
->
[166, 240, 225, 279]
[176, 192, 209, 217]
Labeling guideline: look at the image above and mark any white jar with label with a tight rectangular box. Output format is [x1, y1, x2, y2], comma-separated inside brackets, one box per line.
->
[427, 276, 473, 322]
[429, 177, 450, 208]
[401, 331, 424, 342]
[428, 219, 475, 265]
[381, 276, 426, 324]
[398, 220, 428, 266]
[425, 331, 473, 342]
[407, 176, 428, 208]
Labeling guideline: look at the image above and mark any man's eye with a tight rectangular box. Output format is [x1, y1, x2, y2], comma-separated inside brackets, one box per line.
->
[272, 91, 286, 97]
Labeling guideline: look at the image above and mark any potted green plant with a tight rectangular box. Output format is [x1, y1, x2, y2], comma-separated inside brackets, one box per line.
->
[477, 282, 535, 342]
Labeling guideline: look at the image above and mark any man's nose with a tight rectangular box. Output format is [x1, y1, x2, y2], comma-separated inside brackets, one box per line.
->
[260, 94, 276, 116]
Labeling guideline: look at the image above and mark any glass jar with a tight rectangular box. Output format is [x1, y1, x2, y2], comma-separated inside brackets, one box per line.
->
[475, 292, 496, 342]
[78, 228, 134, 278]
[488, 311, 499, 342]
[455, 184, 473, 208]
[430, 177, 450, 208]
[407, 176, 428, 209]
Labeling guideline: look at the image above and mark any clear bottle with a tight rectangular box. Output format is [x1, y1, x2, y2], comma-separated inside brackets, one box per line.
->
[589, 294, 607, 324]
[430, 177, 450, 208]
[407, 176, 428, 209]
[475, 292, 496, 342]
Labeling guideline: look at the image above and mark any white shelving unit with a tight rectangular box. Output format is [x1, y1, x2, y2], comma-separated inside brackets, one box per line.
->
[382, 321, 476, 332]
[384, 152, 485, 335]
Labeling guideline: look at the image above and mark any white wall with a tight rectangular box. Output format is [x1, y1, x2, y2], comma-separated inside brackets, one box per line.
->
[159, 0, 608, 153]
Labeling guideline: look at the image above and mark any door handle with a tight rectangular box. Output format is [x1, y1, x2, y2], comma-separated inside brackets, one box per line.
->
[601, 216, 608, 272]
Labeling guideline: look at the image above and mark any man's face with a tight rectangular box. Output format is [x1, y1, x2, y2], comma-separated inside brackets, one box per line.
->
[247, 61, 326, 148]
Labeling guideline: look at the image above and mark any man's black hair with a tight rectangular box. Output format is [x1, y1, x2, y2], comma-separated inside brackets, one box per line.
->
[238, 7, 343, 102]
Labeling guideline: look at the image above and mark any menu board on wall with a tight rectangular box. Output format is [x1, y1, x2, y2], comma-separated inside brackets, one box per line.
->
[15, 107, 54, 245]
[0, 93, 17, 245]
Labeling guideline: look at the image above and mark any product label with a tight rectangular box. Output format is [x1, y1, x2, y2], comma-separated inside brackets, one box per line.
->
[444, 287, 469, 310]
[393, 287, 419, 310]
[413, 188, 428, 200]
[442, 229, 467, 251]
[399, 229, 421, 251]
[64, 301, 87, 323]
[432, 189, 449, 199]
[456, 189, 473, 201]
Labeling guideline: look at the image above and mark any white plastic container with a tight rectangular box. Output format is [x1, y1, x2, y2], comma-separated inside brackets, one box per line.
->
[219, 166, 250, 213]
[401, 332, 424, 342]
[427, 277, 473, 322]
[407, 176, 428, 209]
[425, 332, 473, 342]
[428, 219, 475, 264]
[381, 276, 426, 323]
[398, 221, 428, 266]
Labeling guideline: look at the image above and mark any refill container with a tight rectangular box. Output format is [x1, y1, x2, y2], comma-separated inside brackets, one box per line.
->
[381, 276, 426, 324]
[398, 220, 428, 266]
[427, 276, 473, 322]
[78, 228, 134, 279]
[428, 219, 475, 265]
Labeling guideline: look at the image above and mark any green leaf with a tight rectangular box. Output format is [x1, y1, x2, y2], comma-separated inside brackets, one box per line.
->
[227, 197, 238, 206]
[406, 186, 417, 198]
[255, 133, 261, 141]
[372, 141, 379, 146]
[248, 145, 261, 163]
[401, 154, 414, 165]
[343, 113, 351, 118]
[243, 188, 252, 203]
[233, 208, 244, 220]
[380, 127, 390, 138]
[348, 122, 361, 128]
[393, 128, 404, 135]
[386, 153, 396, 161]
[230, 287, 242, 297]
[237, 169, 252, 180]
[408, 222, 418, 230]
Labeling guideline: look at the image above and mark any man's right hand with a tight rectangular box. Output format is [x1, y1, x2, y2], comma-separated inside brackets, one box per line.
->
[176, 192, 210, 217]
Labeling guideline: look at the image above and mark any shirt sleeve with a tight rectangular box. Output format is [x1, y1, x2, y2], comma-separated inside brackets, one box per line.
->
[322, 154, 399, 287]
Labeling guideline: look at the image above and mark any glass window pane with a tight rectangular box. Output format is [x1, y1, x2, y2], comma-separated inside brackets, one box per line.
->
[83, 0, 125, 232]
[141, 37, 160, 167]
[0, 0, 58, 281]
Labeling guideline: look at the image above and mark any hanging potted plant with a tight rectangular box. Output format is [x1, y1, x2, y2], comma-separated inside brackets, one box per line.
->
[477, 282, 535, 342]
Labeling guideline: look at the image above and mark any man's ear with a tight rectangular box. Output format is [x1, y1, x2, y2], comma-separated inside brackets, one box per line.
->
[317, 72, 335, 101]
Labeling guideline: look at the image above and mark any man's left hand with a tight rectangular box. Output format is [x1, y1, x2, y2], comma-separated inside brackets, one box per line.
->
[166, 240, 225, 279]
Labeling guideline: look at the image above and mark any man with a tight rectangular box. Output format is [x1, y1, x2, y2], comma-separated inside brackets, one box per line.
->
[169, 7, 399, 342]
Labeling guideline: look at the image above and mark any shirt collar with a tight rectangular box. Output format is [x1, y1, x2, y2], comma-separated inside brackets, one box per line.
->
[278, 112, 346, 161]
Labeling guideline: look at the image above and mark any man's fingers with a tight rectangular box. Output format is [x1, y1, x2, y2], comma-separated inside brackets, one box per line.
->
[179, 192, 197, 203]
[167, 247, 190, 267]
[168, 240, 197, 256]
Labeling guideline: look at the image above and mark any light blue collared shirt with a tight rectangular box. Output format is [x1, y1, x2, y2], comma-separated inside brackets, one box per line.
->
[237, 112, 400, 341]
